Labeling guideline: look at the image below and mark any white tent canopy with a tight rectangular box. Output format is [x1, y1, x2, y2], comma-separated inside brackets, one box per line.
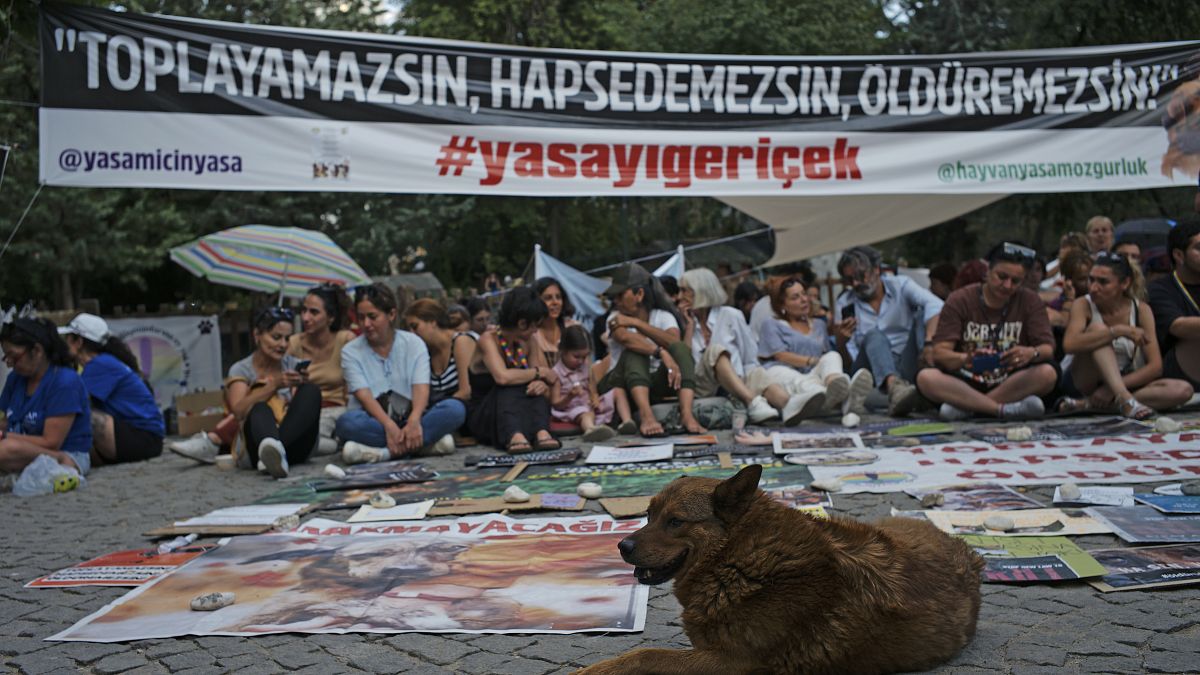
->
[720, 194, 1007, 268]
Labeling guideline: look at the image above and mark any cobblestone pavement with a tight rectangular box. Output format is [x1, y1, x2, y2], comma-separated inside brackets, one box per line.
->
[3, 417, 1199, 674]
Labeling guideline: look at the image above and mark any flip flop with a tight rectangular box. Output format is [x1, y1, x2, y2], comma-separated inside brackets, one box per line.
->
[1119, 398, 1155, 421]
[535, 436, 563, 451]
[1055, 397, 1090, 415]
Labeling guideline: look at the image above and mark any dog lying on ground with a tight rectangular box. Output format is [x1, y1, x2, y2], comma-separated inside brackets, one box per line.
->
[578, 465, 984, 675]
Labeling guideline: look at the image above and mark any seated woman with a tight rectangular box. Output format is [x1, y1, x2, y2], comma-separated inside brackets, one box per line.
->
[757, 275, 876, 421]
[466, 286, 560, 452]
[598, 263, 705, 437]
[402, 298, 474, 442]
[534, 277, 578, 365]
[0, 317, 93, 476]
[336, 284, 465, 463]
[552, 325, 622, 442]
[288, 283, 356, 455]
[464, 296, 491, 339]
[59, 313, 164, 466]
[916, 243, 1058, 421]
[226, 306, 321, 478]
[1059, 251, 1193, 418]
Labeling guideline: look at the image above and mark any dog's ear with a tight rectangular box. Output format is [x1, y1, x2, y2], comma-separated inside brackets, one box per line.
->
[712, 464, 762, 524]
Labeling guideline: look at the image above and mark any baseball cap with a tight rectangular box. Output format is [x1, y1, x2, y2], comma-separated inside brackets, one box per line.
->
[58, 313, 111, 343]
[602, 263, 652, 298]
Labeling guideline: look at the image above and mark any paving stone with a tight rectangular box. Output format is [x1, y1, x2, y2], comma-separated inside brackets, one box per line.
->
[7, 651, 78, 675]
[1076, 655, 1143, 673]
[453, 650, 517, 674]
[266, 646, 324, 669]
[1065, 640, 1138, 657]
[385, 634, 478, 665]
[93, 652, 153, 674]
[142, 643, 196, 659]
[489, 658, 559, 675]
[160, 649, 217, 671]
[518, 642, 596, 664]
[469, 634, 540, 653]
[1144, 649, 1200, 673]
[214, 654, 263, 671]
[394, 665, 456, 675]
[1008, 643, 1067, 667]
[1148, 630, 1200, 653]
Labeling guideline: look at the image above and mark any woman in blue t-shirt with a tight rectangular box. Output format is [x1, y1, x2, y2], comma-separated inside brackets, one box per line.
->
[59, 313, 164, 466]
[0, 317, 93, 475]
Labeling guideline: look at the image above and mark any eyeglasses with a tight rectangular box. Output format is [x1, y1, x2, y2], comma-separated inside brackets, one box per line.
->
[255, 306, 295, 324]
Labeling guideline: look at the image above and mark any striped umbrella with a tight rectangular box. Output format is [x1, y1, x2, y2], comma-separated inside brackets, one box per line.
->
[169, 225, 372, 302]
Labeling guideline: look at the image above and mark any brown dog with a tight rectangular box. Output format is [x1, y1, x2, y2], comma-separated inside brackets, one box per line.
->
[578, 465, 984, 675]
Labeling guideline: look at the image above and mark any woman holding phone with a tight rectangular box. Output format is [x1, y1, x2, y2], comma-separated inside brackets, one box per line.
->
[287, 283, 355, 455]
[224, 306, 321, 478]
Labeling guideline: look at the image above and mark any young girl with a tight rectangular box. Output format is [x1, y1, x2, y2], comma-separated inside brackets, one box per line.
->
[551, 326, 626, 442]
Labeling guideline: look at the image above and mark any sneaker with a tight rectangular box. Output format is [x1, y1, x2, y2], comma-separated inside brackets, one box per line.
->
[427, 434, 457, 456]
[342, 441, 389, 465]
[582, 425, 618, 443]
[782, 392, 827, 426]
[823, 374, 850, 413]
[258, 438, 289, 479]
[1000, 395, 1045, 421]
[313, 436, 339, 456]
[939, 403, 971, 422]
[843, 369, 875, 416]
[616, 419, 639, 436]
[747, 396, 781, 424]
[168, 432, 219, 464]
[887, 379, 921, 417]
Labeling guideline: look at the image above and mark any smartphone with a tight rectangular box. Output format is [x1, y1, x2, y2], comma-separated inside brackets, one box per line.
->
[971, 352, 1001, 374]
[294, 360, 312, 373]
[841, 304, 856, 321]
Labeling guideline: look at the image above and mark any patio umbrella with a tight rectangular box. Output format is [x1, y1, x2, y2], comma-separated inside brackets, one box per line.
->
[169, 225, 372, 303]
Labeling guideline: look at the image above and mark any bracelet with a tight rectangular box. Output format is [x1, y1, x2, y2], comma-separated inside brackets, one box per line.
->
[1032, 347, 1040, 362]
[653, 346, 663, 360]
[534, 366, 541, 381]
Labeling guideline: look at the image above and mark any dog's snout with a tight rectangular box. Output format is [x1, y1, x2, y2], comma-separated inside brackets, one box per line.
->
[617, 537, 636, 558]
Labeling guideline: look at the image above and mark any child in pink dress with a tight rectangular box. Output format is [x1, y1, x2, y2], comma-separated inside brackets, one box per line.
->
[551, 326, 620, 442]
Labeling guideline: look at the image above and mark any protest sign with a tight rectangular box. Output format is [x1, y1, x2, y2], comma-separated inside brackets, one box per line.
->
[1088, 544, 1200, 592]
[1085, 506, 1200, 543]
[807, 432, 1200, 493]
[959, 535, 1106, 583]
[52, 515, 648, 642]
[1134, 495, 1200, 514]
[107, 315, 222, 410]
[586, 444, 674, 464]
[27, 546, 215, 588]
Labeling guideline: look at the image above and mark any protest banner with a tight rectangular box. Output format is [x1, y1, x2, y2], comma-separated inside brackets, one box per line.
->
[39, 5, 1200, 196]
[807, 432, 1200, 494]
[51, 515, 648, 642]
[107, 315, 222, 410]
[1088, 544, 1200, 592]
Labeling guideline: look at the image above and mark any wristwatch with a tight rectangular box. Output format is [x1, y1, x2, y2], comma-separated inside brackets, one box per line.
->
[1032, 347, 1040, 362]
[653, 346, 663, 359]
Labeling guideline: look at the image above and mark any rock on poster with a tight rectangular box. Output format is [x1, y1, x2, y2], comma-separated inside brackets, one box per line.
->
[50, 515, 648, 642]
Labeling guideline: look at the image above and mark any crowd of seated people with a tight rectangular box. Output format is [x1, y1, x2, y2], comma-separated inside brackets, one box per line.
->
[4, 215, 1198, 488]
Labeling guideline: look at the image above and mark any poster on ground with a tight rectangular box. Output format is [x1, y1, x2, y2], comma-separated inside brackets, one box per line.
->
[807, 432, 1200, 494]
[51, 515, 648, 642]
[924, 508, 1111, 537]
[1088, 543, 1200, 592]
[1085, 506, 1200, 543]
[906, 483, 1044, 511]
[959, 535, 1106, 583]
[27, 546, 216, 588]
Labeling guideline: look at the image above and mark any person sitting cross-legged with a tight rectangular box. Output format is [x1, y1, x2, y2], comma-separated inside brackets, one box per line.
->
[1059, 251, 1193, 418]
[1148, 218, 1200, 394]
[916, 242, 1058, 421]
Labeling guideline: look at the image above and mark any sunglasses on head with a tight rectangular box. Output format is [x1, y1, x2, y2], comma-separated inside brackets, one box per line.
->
[256, 306, 295, 324]
[1095, 250, 1133, 270]
[1001, 242, 1036, 260]
[353, 284, 383, 302]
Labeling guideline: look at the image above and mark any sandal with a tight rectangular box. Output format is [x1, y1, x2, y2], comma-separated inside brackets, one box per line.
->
[1055, 397, 1090, 415]
[1119, 397, 1155, 421]
[506, 436, 533, 454]
[535, 435, 563, 451]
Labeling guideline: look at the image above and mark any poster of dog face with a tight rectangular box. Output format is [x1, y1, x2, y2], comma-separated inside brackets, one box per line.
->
[51, 516, 647, 642]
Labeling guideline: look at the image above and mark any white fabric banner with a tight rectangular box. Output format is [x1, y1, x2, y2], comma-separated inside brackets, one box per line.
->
[107, 315, 222, 410]
[40, 112, 1189, 195]
[808, 433, 1200, 494]
[653, 246, 685, 278]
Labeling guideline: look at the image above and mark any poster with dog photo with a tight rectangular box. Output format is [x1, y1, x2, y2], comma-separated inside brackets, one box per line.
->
[1087, 543, 1200, 592]
[772, 432, 865, 456]
[51, 515, 648, 642]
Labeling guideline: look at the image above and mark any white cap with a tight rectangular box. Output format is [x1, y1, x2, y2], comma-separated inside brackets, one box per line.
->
[58, 313, 111, 343]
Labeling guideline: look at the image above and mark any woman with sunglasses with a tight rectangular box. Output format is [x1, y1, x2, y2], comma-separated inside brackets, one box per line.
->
[336, 283, 464, 463]
[466, 286, 560, 453]
[287, 283, 355, 455]
[916, 242, 1058, 421]
[225, 306, 320, 478]
[0, 317, 93, 477]
[1059, 252, 1193, 418]
[59, 313, 163, 466]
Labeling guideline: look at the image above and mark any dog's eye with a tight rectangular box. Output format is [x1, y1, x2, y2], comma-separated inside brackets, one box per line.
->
[667, 518, 684, 528]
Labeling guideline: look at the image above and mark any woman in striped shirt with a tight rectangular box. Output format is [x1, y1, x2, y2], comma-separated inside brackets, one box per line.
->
[403, 299, 475, 409]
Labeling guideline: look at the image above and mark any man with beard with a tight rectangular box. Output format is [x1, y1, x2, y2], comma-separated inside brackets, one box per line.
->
[1148, 219, 1200, 391]
[915, 242, 1058, 421]
[833, 246, 942, 417]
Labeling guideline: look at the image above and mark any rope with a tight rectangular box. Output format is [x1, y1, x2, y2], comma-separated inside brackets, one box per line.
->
[0, 182, 44, 261]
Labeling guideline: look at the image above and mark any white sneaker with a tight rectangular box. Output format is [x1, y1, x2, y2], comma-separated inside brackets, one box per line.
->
[939, 403, 971, 422]
[258, 438, 289, 479]
[823, 374, 850, 413]
[428, 434, 456, 456]
[843, 369, 875, 416]
[747, 396, 781, 424]
[168, 432, 219, 464]
[342, 441, 389, 465]
[782, 392, 827, 426]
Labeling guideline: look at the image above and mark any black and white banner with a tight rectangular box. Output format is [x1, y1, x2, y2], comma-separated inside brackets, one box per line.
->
[39, 4, 1200, 194]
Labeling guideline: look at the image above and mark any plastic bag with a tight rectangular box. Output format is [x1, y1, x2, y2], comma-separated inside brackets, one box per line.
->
[12, 454, 86, 497]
